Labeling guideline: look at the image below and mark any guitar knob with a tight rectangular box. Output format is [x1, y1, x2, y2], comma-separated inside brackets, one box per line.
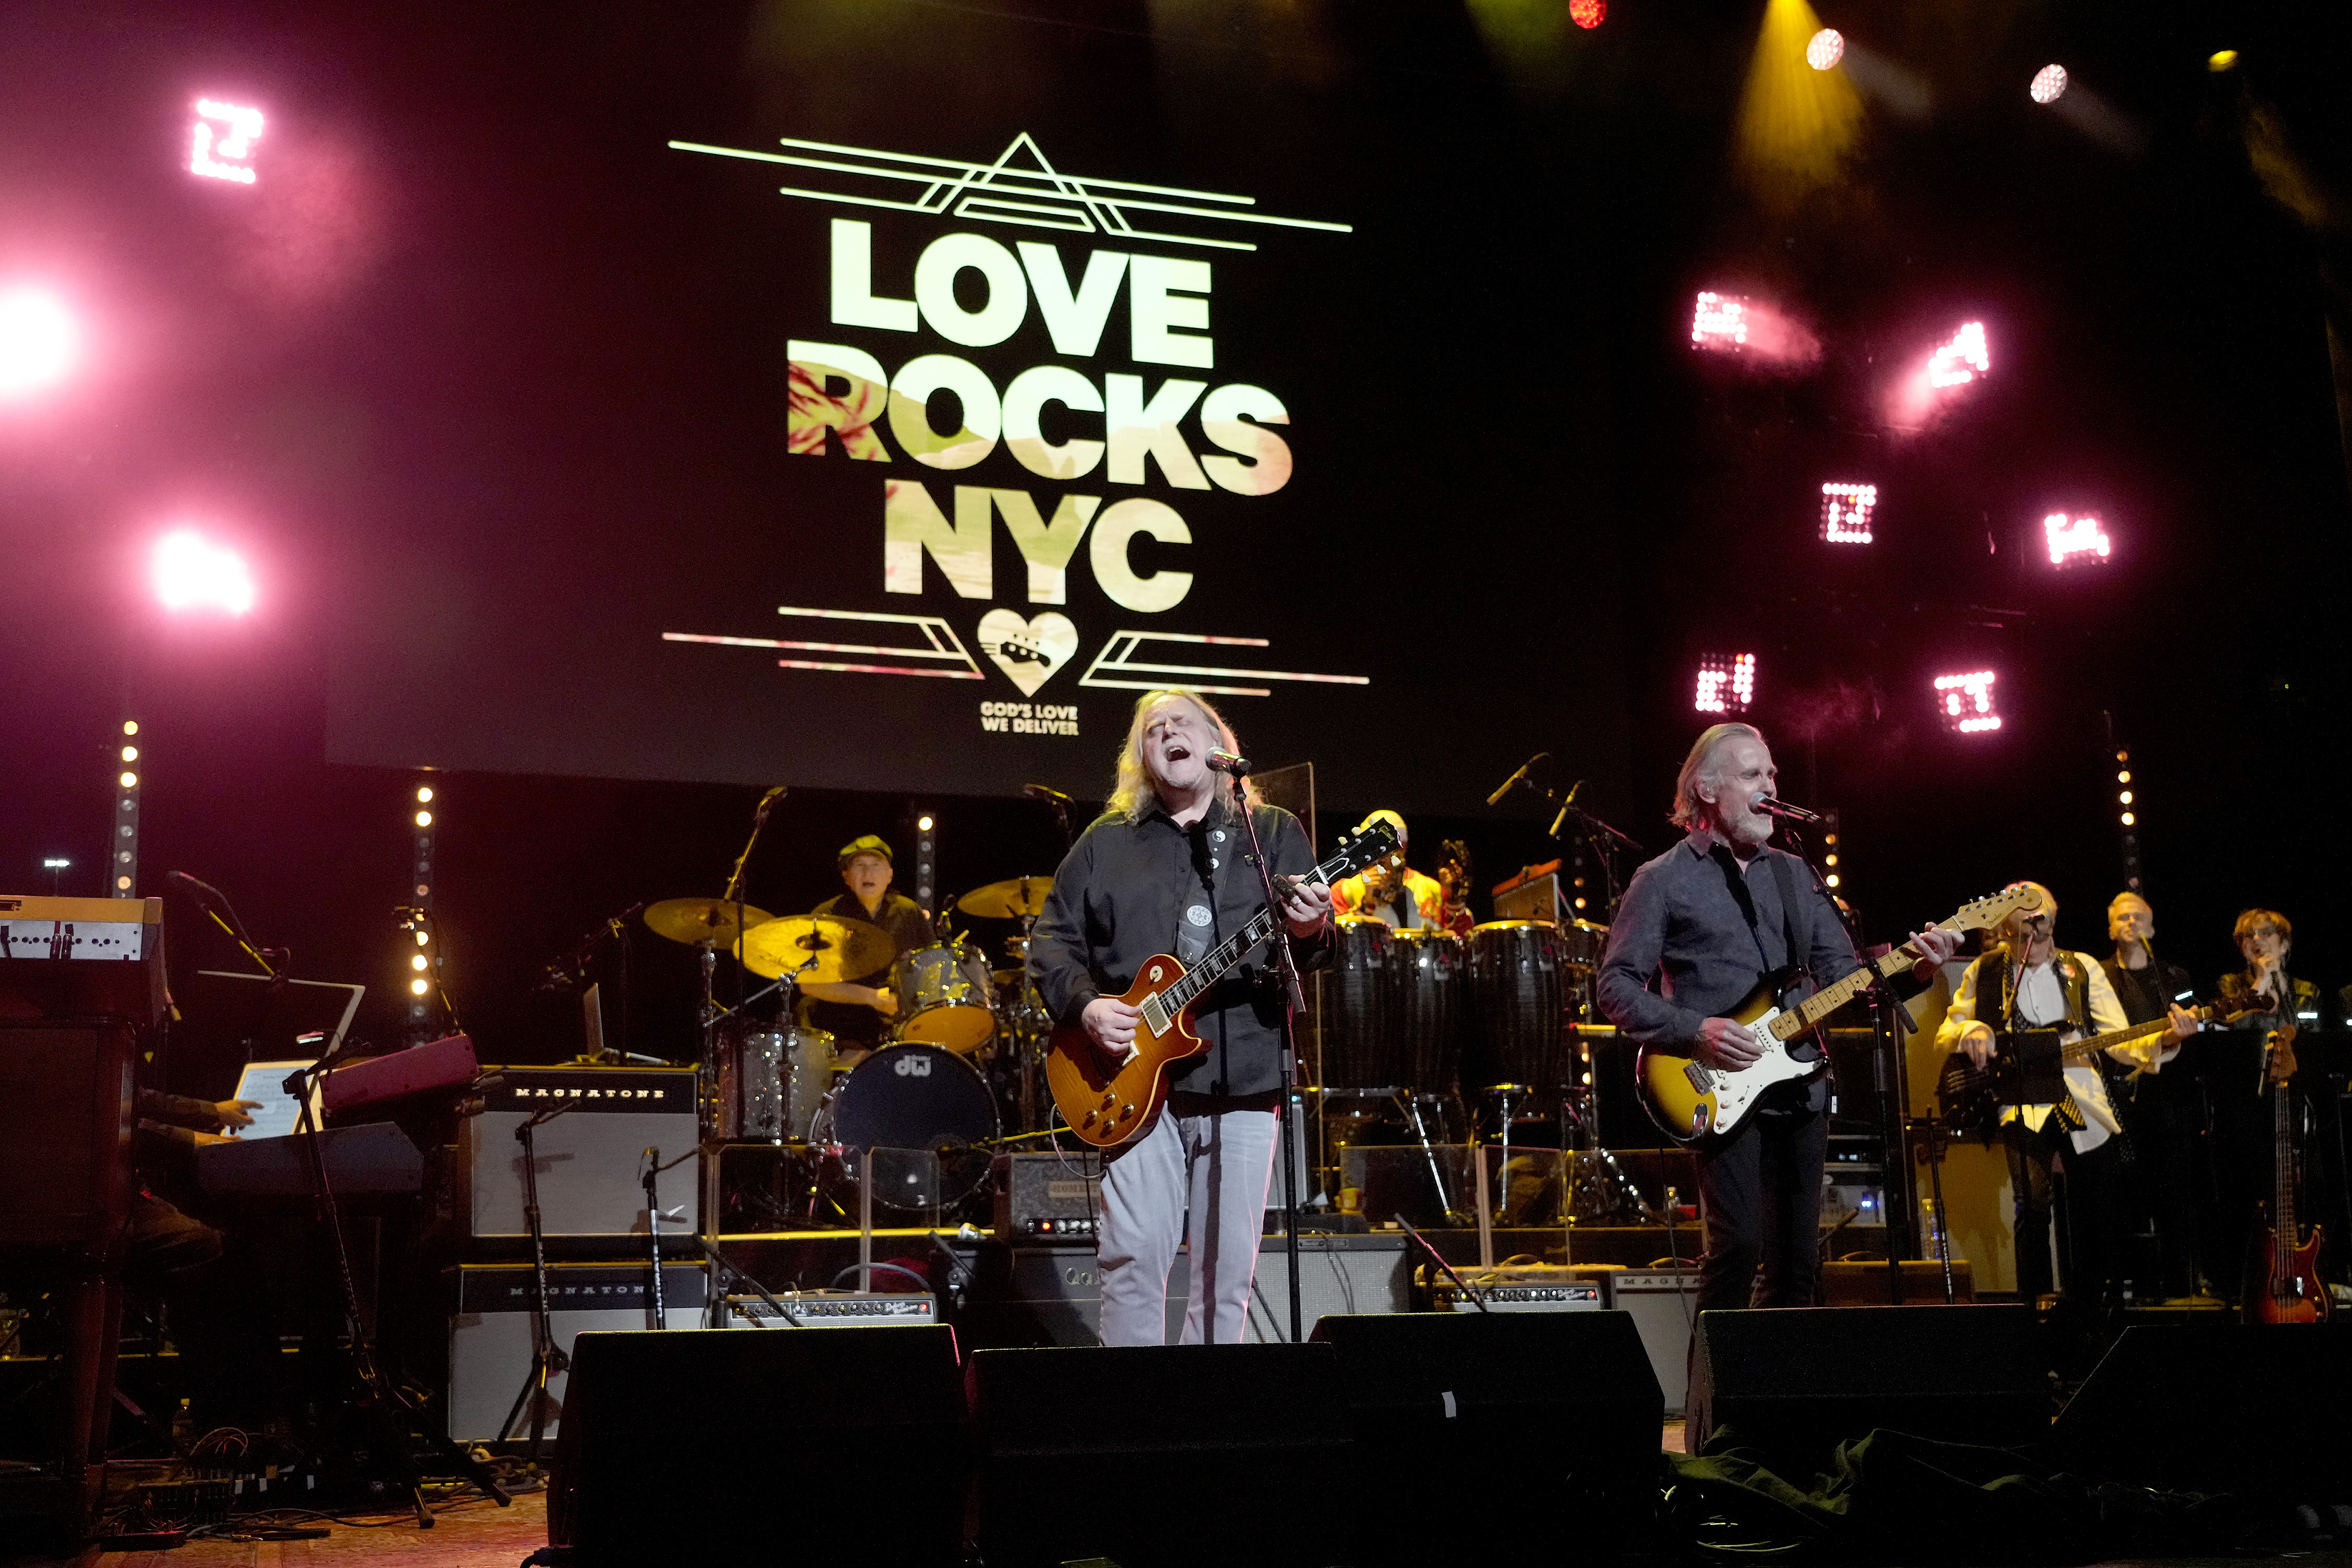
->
[1119, 1103, 1135, 1120]
[1081, 1111, 1097, 1129]
[1100, 1092, 1115, 1110]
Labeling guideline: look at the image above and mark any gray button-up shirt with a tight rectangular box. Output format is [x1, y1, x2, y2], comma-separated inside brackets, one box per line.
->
[1595, 828, 1858, 1059]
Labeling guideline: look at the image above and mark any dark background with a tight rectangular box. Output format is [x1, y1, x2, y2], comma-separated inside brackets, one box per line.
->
[2, 0, 2346, 1090]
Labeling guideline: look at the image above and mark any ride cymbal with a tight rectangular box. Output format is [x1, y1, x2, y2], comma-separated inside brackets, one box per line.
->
[736, 914, 895, 983]
[643, 897, 775, 947]
[958, 875, 1054, 920]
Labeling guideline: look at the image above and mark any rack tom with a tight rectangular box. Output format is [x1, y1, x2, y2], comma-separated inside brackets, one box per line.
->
[890, 940, 997, 1054]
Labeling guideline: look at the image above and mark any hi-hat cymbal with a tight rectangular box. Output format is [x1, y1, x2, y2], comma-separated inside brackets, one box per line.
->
[736, 914, 895, 983]
[643, 897, 775, 947]
[958, 875, 1054, 920]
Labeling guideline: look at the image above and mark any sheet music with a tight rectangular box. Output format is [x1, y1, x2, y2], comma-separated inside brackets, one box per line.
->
[230, 1059, 322, 1141]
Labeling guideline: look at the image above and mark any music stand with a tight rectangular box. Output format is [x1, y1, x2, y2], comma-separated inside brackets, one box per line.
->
[189, 970, 365, 1065]
[1998, 1031, 2069, 1108]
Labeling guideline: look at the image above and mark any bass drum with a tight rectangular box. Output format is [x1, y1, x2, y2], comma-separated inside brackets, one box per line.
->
[891, 941, 997, 1054]
[818, 1043, 999, 1208]
[714, 1025, 835, 1142]
[1389, 927, 1466, 1093]
[1466, 920, 1568, 1090]
[1320, 916, 1399, 1090]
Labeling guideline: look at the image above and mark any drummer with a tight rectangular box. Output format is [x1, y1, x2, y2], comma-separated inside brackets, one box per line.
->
[797, 835, 933, 1062]
[1330, 811, 1472, 935]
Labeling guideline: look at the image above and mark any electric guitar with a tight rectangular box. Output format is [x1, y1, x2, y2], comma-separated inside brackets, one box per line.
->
[1635, 885, 2038, 1144]
[1936, 994, 2276, 1138]
[2245, 1022, 2330, 1324]
[1045, 818, 1398, 1149]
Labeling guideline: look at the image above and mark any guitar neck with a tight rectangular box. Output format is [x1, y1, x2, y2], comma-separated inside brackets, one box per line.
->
[2276, 1078, 2296, 1238]
[2056, 1010, 2195, 1065]
[1156, 841, 1353, 1015]
[1768, 946, 1913, 1040]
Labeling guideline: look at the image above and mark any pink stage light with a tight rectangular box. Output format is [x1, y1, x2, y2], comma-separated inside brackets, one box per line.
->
[1927, 321, 1989, 388]
[1691, 291, 1824, 370]
[1933, 671, 2000, 734]
[1821, 482, 1877, 544]
[153, 530, 256, 615]
[1569, 0, 1606, 29]
[190, 99, 264, 184]
[0, 289, 77, 397]
[1695, 653, 1757, 714]
[1692, 292, 1749, 350]
[2043, 512, 2111, 567]
[1807, 29, 1846, 71]
[2029, 65, 2069, 105]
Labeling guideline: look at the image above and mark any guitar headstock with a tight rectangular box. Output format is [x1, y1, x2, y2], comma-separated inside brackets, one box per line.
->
[1942, 884, 2042, 937]
[1331, 817, 1401, 879]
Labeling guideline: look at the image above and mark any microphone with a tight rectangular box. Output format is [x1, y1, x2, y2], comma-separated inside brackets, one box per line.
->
[1750, 794, 1824, 824]
[1207, 750, 1251, 777]
[168, 870, 225, 903]
[753, 785, 787, 821]
[1486, 753, 1547, 808]
[1023, 783, 1072, 803]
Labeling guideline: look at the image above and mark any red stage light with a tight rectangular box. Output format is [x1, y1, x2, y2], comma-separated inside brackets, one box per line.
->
[1569, 0, 1606, 29]
[0, 289, 77, 397]
[189, 99, 264, 184]
[1806, 29, 1845, 71]
[2029, 64, 2069, 105]
[1933, 671, 2000, 734]
[1695, 652, 1757, 714]
[1692, 292, 1749, 350]
[153, 529, 256, 615]
[1820, 482, 1876, 544]
[2043, 512, 2111, 568]
[1926, 321, 1989, 388]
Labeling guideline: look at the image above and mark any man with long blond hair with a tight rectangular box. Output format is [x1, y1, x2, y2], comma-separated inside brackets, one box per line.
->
[1027, 689, 1333, 1345]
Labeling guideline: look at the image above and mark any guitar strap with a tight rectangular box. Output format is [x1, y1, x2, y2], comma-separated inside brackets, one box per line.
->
[1765, 852, 1806, 980]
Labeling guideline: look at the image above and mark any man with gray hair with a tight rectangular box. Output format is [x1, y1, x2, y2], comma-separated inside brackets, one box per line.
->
[1599, 723, 1959, 1315]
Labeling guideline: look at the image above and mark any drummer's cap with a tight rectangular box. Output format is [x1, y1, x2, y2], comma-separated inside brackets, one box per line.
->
[837, 834, 894, 868]
[1356, 809, 1407, 850]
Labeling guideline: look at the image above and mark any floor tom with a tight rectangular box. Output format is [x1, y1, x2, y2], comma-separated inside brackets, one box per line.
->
[714, 1025, 836, 1142]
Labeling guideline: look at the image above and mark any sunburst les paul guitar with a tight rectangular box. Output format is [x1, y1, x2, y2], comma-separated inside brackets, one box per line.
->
[1045, 818, 1399, 1149]
[1635, 884, 2040, 1144]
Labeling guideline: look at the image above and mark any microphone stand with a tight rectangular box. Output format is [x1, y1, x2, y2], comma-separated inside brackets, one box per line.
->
[1226, 768, 1311, 1344]
[499, 1100, 584, 1463]
[702, 788, 785, 1289]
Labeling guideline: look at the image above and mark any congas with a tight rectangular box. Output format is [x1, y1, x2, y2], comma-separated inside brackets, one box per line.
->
[890, 940, 997, 1054]
[714, 1025, 835, 1142]
[817, 1043, 999, 1208]
[1466, 920, 1569, 1090]
[1559, 917, 1610, 970]
[1321, 916, 1399, 1090]
[1389, 927, 1466, 1092]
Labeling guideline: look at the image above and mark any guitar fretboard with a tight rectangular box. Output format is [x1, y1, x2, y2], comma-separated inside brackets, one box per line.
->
[1152, 840, 1368, 1018]
[1766, 946, 1913, 1041]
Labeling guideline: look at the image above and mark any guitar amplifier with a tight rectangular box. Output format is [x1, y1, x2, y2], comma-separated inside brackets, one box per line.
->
[1432, 1278, 1606, 1312]
[991, 1151, 1104, 1239]
[446, 1261, 707, 1442]
[462, 1066, 699, 1238]
[721, 1292, 938, 1328]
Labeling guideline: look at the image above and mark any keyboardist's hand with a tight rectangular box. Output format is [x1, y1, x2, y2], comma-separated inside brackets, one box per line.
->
[213, 1099, 261, 1131]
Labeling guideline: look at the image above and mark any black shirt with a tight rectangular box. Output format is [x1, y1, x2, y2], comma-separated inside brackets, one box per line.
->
[801, 890, 932, 1047]
[2101, 955, 2193, 1027]
[1027, 798, 1328, 1101]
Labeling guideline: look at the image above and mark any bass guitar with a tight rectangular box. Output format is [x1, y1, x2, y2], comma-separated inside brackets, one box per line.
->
[2245, 1023, 2329, 1324]
[1636, 884, 2038, 1144]
[1045, 817, 1399, 1150]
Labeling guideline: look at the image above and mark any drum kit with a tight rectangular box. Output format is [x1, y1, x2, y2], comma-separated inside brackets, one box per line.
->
[640, 874, 1063, 1221]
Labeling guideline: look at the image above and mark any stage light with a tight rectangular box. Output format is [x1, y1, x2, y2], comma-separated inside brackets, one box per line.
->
[913, 810, 939, 914]
[2118, 790, 2133, 805]
[2030, 65, 2069, 105]
[0, 289, 77, 398]
[1690, 290, 1823, 369]
[2208, 50, 2238, 72]
[411, 953, 429, 971]
[120, 746, 137, 762]
[189, 99, 263, 184]
[416, 785, 434, 803]
[2117, 770, 2130, 782]
[917, 814, 936, 832]
[1927, 322, 1990, 388]
[410, 977, 430, 996]
[1692, 292, 1750, 350]
[414, 929, 430, 947]
[1821, 482, 1877, 543]
[2120, 812, 2136, 827]
[43, 858, 68, 868]
[1569, 0, 1605, 28]
[1934, 671, 2000, 734]
[414, 810, 433, 827]
[1735, 0, 1863, 202]
[153, 530, 257, 615]
[120, 771, 139, 788]
[2043, 512, 2111, 567]
[1694, 653, 1757, 714]
[122, 721, 138, 736]
[1806, 29, 1844, 70]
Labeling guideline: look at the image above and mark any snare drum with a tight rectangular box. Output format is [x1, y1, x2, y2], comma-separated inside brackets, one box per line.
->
[1466, 920, 1568, 1090]
[891, 940, 997, 1054]
[817, 1043, 999, 1208]
[1389, 926, 1465, 1092]
[1321, 916, 1399, 1090]
[715, 1024, 835, 1142]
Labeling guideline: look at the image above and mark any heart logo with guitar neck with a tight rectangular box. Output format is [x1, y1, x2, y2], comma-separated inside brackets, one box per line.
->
[978, 609, 1079, 696]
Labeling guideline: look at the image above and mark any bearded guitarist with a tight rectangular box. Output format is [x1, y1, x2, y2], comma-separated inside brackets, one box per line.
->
[1940, 883, 2196, 1324]
[1596, 723, 1961, 1320]
[1025, 688, 1332, 1347]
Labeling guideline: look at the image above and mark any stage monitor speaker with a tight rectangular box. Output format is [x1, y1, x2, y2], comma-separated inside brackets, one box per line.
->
[2054, 1323, 2352, 1504]
[967, 1343, 1349, 1568]
[1311, 1311, 1664, 1564]
[445, 1262, 706, 1442]
[1688, 1305, 2042, 1471]
[548, 1324, 964, 1566]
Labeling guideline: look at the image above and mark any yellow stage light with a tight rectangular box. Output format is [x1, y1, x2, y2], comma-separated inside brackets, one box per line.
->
[2208, 49, 2238, 72]
[121, 746, 137, 762]
[122, 720, 139, 736]
[410, 977, 430, 996]
[1735, 0, 1863, 204]
[415, 810, 433, 827]
[2120, 812, 2136, 827]
[417, 785, 434, 803]
[411, 954, 429, 971]
[120, 771, 138, 788]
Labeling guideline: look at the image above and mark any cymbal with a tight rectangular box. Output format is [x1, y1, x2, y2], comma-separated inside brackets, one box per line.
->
[736, 914, 895, 983]
[958, 875, 1054, 920]
[643, 897, 775, 947]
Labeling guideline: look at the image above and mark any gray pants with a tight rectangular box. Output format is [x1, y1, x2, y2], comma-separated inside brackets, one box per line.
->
[1097, 1101, 1278, 1346]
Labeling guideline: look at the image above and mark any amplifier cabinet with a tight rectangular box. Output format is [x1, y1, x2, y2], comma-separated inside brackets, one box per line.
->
[463, 1066, 699, 1238]
[992, 1150, 1104, 1239]
[446, 1261, 707, 1442]
[1615, 1268, 1701, 1417]
[722, 1292, 938, 1328]
[961, 1234, 1410, 1346]
[1433, 1279, 1605, 1312]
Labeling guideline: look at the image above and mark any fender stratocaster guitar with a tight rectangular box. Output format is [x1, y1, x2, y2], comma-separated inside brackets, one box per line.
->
[2245, 1022, 2330, 1324]
[1635, 885, 2038, 1144]
[1045, 818, 1398, 1149]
